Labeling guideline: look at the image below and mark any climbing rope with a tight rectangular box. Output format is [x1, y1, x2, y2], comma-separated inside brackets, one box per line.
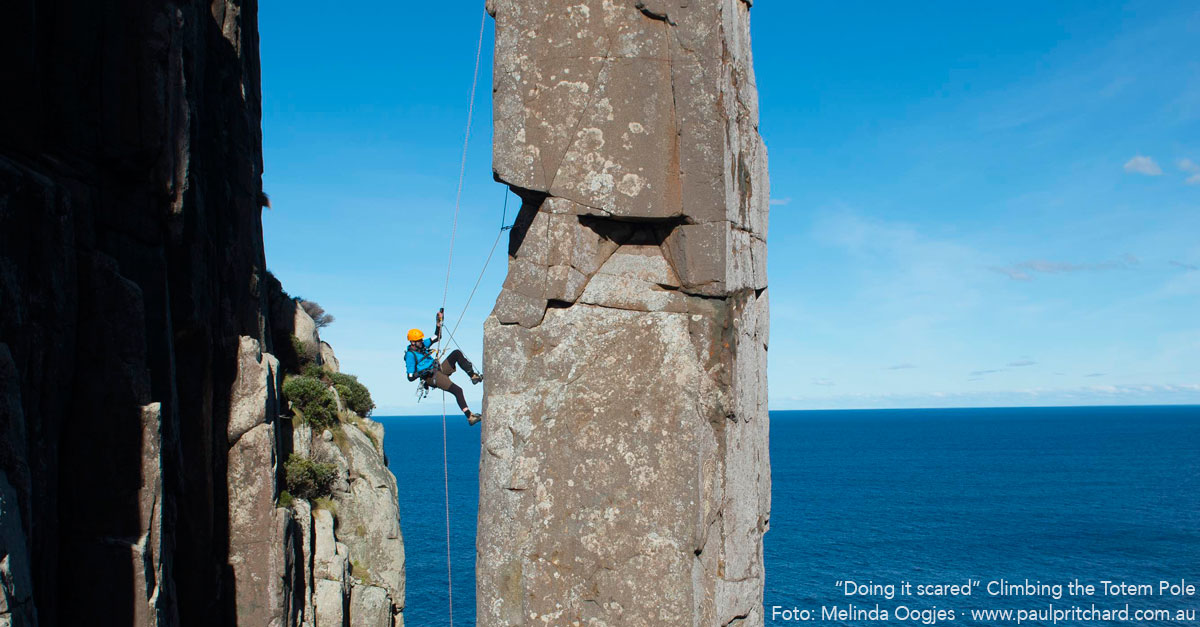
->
[436, 8, 488, 627]
[444, 188, 512, 350]
[439, 390, 454, 626]
[440, 9, 488, 313]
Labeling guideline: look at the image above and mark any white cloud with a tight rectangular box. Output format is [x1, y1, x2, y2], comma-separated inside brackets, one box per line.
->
[812, 377, 836, 386]
[1008, 360, 1037, 367]
[1124, 155, 1163, 175]
[772, 382, 1200, 410]
[1178, 159, 1200, 184]
[991, 256, 1135, 281]
[885, 363, 917, 370]
[769, 197, 792, 206]
[990, 266, 1032, 281]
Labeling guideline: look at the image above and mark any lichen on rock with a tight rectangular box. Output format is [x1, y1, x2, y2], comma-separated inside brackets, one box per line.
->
[480, 0, 771, 625]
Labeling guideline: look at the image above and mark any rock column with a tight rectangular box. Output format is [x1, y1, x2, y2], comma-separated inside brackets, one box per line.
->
[478, 1, 770, 625]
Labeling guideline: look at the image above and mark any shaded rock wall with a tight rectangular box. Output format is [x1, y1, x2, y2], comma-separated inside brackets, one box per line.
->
[0, 2, 405, 626]
[1, 0, 268, 623]
[479, 0, 770, 625]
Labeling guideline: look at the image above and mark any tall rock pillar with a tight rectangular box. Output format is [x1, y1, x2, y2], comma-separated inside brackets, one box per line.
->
[478, 1, 770, 624]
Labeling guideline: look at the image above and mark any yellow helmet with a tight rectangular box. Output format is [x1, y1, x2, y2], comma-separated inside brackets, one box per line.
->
[407, 328, 424, 342]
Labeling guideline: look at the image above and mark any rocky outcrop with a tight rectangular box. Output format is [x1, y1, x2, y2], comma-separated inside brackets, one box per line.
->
[286, 337, 406, 627]
[0, 1, 404, 626]
[479, 1, 770, 625]
[292, 425, 406, 627]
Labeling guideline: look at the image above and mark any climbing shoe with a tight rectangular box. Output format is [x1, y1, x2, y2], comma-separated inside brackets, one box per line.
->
[466, 412, 482, 426]
[469, 372, 484, 385]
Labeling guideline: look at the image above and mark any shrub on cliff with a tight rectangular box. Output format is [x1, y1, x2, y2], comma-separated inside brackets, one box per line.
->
[302, 362, 325, 380]
[290, 334, 318, 367]
[299, 299, 335, 329]
[282, 375, 338, 428]
[328, 372, 375, 416]
[284, 454, 337, 500]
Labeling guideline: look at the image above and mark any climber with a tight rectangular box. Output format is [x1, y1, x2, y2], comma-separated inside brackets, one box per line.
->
[406, 309, 484, 425]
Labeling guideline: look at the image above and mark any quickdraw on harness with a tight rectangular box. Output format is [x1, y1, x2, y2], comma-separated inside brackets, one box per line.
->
[414, 362, 439, 402]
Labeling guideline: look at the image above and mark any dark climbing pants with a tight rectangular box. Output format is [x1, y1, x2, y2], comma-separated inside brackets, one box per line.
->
[422, 349, 475, 412]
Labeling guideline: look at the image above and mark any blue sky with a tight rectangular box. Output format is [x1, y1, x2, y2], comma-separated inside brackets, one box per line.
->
[260, 1, 1200, 413]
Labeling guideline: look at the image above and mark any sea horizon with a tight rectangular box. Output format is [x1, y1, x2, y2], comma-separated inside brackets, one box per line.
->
[381, 404, 1200, 625]
[374, 402, 1200, 419]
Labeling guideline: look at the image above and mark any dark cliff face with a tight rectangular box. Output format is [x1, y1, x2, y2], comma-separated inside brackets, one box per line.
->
[0, 1, 272, 625]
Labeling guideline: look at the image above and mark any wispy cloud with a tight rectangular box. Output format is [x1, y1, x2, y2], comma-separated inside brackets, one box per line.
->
[1007, 359, 1037, 367]
[1124, 155, 1163, 175]
[812, 377, 835, 386]
[885, 363, 917, 370]
[1084, 372, 1105, 377]
[991, 266, 1032, 281]
[775, 383, 1200, 411]
[990, 255, 1137, 281]
[769, 197, 792, 206]
[1170, 260, 1198, 271]
[1178, 158, 1200, 184]
[810, 209, 987, 312]
[969, 369, 1002, 376]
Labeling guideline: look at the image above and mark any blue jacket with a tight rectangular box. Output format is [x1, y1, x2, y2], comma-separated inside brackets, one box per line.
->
[405, 338, 437, 376]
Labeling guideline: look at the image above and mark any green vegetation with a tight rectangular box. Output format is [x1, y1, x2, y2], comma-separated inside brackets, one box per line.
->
[282, 375, 338, 429]
[313, 496, 338, 519]
[289, 334, 316, 366]
[350, 558, 382, 587]
[330, 424, 350, 455]
[277, 490, 295, 509]
[302, 362, 324, 379]
[283, 454, 337, 500]
[285, 360, 374, 422]
[328, 372, 375, 416]
[356, 421, 380, 450]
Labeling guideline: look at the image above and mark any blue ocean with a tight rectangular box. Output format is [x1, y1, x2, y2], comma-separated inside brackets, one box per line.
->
[381, 405, 1200, 625]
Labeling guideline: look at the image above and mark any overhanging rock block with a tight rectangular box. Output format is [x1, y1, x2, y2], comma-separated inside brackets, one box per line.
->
[481, 0, 770, 624]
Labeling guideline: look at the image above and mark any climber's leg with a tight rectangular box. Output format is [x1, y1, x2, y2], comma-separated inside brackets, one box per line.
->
[442, 349, 483, 384]
[426, 372, 469, 413]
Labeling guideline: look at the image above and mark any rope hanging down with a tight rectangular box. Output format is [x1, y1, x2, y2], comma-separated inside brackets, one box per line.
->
[436, 8, 488, 627]
[440, 9, 488, 313]
[442, 188, 512, 352]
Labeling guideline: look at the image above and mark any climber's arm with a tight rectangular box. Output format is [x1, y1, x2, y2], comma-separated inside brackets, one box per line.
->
[405, 352, 419, 382]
